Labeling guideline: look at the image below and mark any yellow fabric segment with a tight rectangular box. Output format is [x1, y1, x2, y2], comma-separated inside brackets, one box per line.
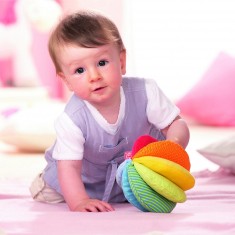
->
[134, 162, 186, 203]
[133, 156, 195, 191]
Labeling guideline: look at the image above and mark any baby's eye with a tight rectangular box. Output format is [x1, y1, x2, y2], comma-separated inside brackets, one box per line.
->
[75, 67, 85, 74]
[98, 60, 108, 67]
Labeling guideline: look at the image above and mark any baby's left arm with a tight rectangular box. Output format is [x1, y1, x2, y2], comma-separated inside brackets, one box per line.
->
[161, 115, 190, 149]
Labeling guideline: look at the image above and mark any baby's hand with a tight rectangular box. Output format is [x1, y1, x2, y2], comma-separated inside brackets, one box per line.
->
[73, 199, 115, 212]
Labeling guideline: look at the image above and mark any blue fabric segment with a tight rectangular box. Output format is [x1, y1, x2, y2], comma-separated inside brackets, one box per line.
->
[116, 159, 128, 187]
[121, 160, 148, 212]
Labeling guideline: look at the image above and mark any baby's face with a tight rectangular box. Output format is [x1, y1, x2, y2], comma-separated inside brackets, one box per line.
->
[57, 44, 126, 108]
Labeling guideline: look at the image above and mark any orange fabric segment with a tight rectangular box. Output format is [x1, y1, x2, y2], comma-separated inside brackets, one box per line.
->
[132, 140, 191, 171]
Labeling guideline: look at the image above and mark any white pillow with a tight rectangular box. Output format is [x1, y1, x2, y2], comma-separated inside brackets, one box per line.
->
[0, 102, 64, 152]
[197, 135, 235, 173]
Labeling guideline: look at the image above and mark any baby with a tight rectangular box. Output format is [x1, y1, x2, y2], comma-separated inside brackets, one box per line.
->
[30, 10, 190, 212]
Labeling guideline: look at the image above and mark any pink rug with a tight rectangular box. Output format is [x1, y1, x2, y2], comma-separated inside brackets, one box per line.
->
[1, 168, 235, 235]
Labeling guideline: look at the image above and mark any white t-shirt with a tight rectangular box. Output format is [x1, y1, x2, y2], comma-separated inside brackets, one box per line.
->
[52, 79, 180, 160]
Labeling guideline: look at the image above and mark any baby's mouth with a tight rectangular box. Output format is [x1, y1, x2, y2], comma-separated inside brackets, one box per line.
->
[94, 87, 102, 91]
[93, 86, 106, 92]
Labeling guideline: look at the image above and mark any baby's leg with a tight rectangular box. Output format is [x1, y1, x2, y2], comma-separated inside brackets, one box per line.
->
[30, 173, 64, 203]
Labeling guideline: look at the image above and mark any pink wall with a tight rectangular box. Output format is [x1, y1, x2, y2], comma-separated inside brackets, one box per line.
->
[0, 0, 16, 86]
[31, 29, 63, 98]
[60, 0, 123, 31]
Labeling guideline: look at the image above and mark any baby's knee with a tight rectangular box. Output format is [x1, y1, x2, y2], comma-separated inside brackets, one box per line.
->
[30, 173, 64, 204]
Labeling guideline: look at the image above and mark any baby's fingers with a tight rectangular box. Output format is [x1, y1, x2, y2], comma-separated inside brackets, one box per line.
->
[85, 200, 114, 212]
[100, 201, 115, 212]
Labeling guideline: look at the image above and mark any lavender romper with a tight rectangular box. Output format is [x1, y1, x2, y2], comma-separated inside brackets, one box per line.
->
[43, 77, 165, 203]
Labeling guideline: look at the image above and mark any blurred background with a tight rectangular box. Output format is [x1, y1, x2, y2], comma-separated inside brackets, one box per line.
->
[0, 0, 235, 168]
[1, 0, 235, 101]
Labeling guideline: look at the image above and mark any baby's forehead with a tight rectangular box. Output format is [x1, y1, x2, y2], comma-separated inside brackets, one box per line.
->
[58, 43, 118, 54]
[56, 43, 119, 64]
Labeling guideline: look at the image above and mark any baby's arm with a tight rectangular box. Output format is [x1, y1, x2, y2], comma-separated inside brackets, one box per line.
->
[57, 160, 114, 212]
[161, 115, 190, 149]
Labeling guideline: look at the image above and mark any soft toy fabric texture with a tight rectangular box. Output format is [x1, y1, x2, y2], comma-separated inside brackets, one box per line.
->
[127, 163, 176, 213]
[133, 156, 195, 190]
[133, 140, 191, 171]
[116, 136, 194, 213]
[121, 160, 148, 212]
[133, 162, 186, 203]
[131, 135, 157, 156]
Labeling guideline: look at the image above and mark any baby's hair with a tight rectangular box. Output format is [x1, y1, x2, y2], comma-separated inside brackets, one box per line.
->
[48, 10, 125, 72]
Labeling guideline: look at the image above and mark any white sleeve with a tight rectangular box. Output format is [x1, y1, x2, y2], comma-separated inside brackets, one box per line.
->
[145, 79, 180, 129]
[52, 112, 85, 160]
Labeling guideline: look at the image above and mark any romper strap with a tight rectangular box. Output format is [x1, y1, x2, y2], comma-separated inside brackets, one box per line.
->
[102, 156, 124, 202]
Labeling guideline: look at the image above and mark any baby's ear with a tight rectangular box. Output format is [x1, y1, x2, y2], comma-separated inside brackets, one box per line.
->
[120, 50, 126, 75]
[57, 72, 72, 91]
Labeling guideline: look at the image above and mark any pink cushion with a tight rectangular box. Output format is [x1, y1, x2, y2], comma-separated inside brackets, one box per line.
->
[176, 52, 235, 126]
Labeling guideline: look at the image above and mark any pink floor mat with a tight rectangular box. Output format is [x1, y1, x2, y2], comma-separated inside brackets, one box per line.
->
[1, 168, 235, 235]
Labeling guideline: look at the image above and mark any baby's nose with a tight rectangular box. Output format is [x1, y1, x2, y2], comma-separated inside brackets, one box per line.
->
[88, 68, 101, 82]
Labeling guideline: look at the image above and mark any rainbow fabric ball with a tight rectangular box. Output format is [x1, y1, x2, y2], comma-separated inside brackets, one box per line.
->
[116, 136, 195, 213]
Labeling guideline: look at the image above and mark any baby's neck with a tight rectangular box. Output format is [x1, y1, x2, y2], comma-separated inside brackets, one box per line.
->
[96, 100, 120, 124]
[90, 91, 121, 124]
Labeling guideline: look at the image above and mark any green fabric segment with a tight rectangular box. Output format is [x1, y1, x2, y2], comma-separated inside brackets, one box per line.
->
[134, 162, 186, 203]
[127, 164, 176, 213]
